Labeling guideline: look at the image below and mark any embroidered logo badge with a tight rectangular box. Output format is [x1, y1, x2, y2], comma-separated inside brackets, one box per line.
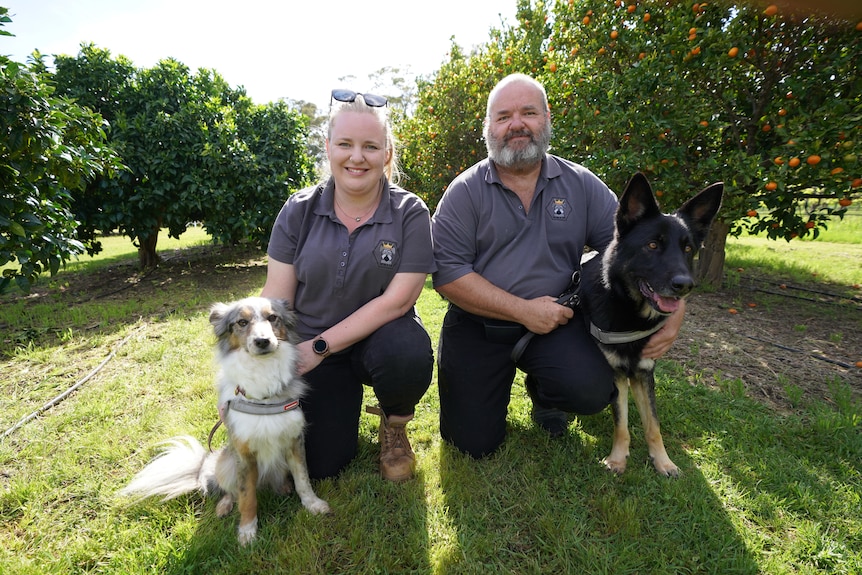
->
[375, 240, 397, 267]
[548, 198, 571, 220]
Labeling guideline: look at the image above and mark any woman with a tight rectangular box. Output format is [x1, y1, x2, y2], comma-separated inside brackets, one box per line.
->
[261, 90, 435, 481]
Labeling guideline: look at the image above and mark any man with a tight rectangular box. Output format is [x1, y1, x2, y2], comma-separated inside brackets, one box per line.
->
[431, 73, 683, 458]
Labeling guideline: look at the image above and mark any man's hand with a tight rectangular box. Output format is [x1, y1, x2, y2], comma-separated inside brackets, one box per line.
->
[641, 300, 685, 359]
[520, 296, 575, 334]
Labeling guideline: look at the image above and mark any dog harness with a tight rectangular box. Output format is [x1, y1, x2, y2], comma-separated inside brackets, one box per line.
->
[588, 318, 668, 345]
[206, 387, 301, 452]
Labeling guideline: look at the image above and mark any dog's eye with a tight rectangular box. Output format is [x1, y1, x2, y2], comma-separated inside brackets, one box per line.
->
[647, 241, 658, 250]
[267, 314, 280, 324]
[235, 319, 249, 327]
[684, 244, 693, 253]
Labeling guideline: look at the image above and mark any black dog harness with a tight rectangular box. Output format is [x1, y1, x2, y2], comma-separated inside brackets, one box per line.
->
[206, 386, 300, 452]
[588, 317, 668, 345]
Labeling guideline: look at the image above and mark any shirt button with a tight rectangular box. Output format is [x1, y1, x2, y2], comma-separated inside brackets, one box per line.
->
[342, 252, 347, 256]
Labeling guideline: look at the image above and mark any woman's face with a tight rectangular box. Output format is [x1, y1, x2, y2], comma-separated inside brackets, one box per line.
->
[326, 110, 390, 196]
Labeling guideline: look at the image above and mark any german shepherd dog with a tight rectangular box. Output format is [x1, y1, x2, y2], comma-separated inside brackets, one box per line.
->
[580, 173, 723, 477]
[119, 297, 330, 545]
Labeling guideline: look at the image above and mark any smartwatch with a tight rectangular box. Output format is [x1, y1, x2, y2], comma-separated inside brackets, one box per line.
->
[312, 337, 331, 357]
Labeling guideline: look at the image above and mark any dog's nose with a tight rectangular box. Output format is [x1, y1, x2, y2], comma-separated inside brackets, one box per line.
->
[253, 338, 271, 350]
[671, 274, 694, 295]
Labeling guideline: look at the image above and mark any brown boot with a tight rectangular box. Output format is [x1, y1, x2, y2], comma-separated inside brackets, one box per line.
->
[366, 405, 415, 482]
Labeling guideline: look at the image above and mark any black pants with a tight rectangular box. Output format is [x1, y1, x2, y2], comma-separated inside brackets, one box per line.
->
[437, 306, 616, 459]
[301, 311, 433, 479]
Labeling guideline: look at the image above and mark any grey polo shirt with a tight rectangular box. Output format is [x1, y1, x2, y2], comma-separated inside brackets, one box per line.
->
[431, 154, 618, 300]
[267, 177, 436, 340]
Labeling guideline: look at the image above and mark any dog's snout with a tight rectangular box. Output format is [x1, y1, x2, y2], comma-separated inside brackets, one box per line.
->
[671, 274, 694, 295]
[253, 337, 272, 350]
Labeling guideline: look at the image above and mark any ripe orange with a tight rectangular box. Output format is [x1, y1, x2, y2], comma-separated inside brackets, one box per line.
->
[830, 167, 844, 175]
[611, 30, 619, 39]
[643, 13, 651, 22]
[774, 157, 784, 165]
[627, 4, 636, 13]
[699, 120, 709, 127]
[765, 181, 778, 191]
[851, 178, 862, 188]
[549, 62, 558, 73]
[583, 16, 591, 25]
[856, 361, 862, 369]
[728, 47, 739, 58]
[807, 155, 822, 166]
[728, 308, 738, 315]
[839, 198, 853, 207]
[778, 108, 787, 116]
[788, 157, 801, 168]
[764, 5, 778, 16]
[805, 221, 815, 229]
[762, 124, 772, 132]
[747, 209, 758, 217]
[638, 52, 646, 60]
[748, 302, 757, 308]
[857, 21, 862, 31]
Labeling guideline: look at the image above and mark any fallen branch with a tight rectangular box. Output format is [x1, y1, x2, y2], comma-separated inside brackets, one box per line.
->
[745, 334, 855, 369]
[2, 324, 146, 440]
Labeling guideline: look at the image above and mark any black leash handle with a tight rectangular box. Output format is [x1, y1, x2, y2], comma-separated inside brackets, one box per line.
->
[510, 270, 581, 363]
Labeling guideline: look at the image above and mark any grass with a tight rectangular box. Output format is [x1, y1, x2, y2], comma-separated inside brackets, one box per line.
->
[0, 229, 860, 574]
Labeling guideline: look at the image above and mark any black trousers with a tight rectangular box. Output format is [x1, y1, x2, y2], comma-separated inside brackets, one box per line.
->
[437, 306, 616, 459]
[301, 311, 433, 479]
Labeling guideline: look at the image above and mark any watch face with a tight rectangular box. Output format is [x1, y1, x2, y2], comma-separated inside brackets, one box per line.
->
[313, 338, 327, 354]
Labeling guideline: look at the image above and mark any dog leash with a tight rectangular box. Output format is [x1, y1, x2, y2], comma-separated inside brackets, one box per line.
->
[206, 395, 301, 452]
[510, 270, 581, 363]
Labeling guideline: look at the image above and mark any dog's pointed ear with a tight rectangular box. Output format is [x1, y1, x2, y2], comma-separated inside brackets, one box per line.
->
[617, 172, 661, 234]
[210, 302, 232, 337]
[678, 182, 724, 245]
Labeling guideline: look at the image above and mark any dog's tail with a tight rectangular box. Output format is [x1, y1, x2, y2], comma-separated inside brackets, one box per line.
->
[118, 436, 218, 503]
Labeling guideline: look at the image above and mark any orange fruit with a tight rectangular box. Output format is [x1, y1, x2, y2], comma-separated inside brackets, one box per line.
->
[856, 361, 862, 369]
[748, 302, 757, 308]
[747, 209, 758, 217]
[857, 21, 862, 31]
[839, 198, 853, 207]
[728, 308, 738, 315]
[728, 47, 739, 57]
[830, 167, 844, 175]
[851, 178, 862, 188]
[788, 157, 801, 167]
[583, 16, 591, 25]
[764, 5, 778, 16]
[762, 124, 772, 132]
[765, 181, 778, 191]
[549, 62, 558, 73]
[778, 108, 787, 116]
[643, 13, 651, 22]
[638, 52, 646, 60]
[805, 221, 815, 229]
[774, 157, 784, 165]
[598, 47, 606, 55]
[807, 155, 822, 166]
[699, 120, 709, 127]
[627, 4, 636, 13]
[611, 30, 619, 39]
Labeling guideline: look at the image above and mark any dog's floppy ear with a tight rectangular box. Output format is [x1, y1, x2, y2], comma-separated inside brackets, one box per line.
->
[616, 172, 662, 235]
[209, 302, 233, 338]
[677, 182, 724, 246]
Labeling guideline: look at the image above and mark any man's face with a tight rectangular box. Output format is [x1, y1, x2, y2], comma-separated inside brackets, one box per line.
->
[484, 82, 551, 169]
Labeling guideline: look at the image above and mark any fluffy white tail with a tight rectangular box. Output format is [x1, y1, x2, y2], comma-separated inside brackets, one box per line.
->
[118, 436, 216, 502]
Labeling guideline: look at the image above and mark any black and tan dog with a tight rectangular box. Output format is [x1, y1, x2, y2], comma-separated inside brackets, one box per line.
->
[119, 297, 330, 545]
[580, 173, 723, 476]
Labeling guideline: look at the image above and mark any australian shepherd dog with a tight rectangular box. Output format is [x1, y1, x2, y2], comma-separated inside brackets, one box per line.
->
[119, 297, 330, 545]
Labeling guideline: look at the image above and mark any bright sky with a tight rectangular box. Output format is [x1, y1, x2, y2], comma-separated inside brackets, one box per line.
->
[2, 0, 517, 109]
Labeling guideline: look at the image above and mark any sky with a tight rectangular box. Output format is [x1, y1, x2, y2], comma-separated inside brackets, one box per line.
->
[2, 0, 518, 109]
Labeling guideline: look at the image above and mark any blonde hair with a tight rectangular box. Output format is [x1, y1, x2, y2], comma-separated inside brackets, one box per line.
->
[328, 95, 400, 184]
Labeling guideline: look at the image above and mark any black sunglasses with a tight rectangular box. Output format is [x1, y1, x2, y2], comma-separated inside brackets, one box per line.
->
[331, 89, 388, 108]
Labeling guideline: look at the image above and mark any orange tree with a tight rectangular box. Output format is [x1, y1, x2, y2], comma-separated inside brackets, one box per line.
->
[544, 0, 861, 282]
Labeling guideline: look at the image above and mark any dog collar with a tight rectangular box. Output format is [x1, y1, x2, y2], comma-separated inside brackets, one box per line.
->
[226, 396, 300, 415]
[589, 318, 668, 345]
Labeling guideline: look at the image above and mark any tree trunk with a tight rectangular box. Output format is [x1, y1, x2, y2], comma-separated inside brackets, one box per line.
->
[138, 231, 161, 269]
[696, 220, 729, 287]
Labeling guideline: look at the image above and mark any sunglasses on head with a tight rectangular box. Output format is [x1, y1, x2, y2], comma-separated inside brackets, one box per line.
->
[331, 89, 388, 108]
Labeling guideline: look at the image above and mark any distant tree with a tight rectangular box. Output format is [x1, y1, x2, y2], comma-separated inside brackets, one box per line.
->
[0, 11, 122, 292]
[53, 45, 315, 268]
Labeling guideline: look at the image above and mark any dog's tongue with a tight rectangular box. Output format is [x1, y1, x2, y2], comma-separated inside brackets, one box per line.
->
[654, 294, 681, 313]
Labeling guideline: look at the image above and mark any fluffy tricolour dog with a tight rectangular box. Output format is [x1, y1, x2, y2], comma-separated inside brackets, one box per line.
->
[118, 297, 330, 545]
[580, 172, 723, 477]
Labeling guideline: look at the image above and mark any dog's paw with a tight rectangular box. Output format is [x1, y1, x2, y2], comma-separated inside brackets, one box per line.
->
[216, 494, 235, 518]
[304, 497, 331, 515]
[237, 517, 258, 546]
[603, 456, 628, 474]
[652, 457, 680, 478]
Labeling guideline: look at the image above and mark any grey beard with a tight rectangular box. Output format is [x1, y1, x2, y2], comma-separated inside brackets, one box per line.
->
[486, 124, 551, 170]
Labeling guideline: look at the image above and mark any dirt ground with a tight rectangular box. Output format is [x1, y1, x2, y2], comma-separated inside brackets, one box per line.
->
[665, 272, 862, 412]
[6, 246, 862, 413]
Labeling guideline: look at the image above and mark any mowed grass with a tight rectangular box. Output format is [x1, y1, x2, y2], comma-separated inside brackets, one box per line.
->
[0, 226, 860, 574]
